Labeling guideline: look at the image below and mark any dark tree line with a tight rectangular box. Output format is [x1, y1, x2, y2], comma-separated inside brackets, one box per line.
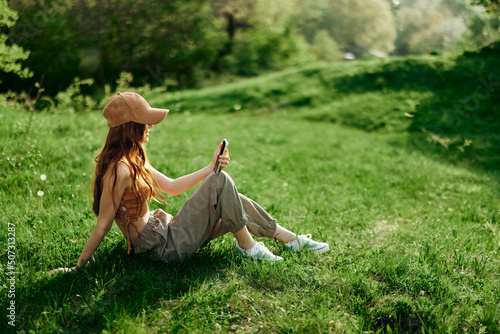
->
[1, 0, 498, 97]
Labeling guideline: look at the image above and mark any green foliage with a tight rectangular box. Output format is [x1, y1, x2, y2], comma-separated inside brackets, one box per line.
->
[311, 30, 342, 62]
[297, 0, 397, 56]
[393, 0, 468, 55]
[32, 72, 168, 113]
[0, 0, 31, 81]
[472, 0, 500, 13]
[409, 18, 467, 54]
[5, 0, 312, 95]
[2, 0, 499, 96]
[459, 10, 500, 50]
[221, 25, 313, 76]
[52, 77, 97, 113]
[6, 0, 226, 94]
[5, 0, 79, 95]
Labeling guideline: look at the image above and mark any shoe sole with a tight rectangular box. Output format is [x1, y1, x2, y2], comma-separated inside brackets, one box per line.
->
[310, 244, 329, 254]
[285, 244, 330, 253]
[236, 251, 283, 262]
[239, 256, 283, 262]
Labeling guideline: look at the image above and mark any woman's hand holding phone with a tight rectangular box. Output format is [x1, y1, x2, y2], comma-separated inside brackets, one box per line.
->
[213, 139, 229, 174]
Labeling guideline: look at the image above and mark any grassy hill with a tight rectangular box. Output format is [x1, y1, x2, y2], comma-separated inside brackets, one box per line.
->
[148, 42, 500, 172]
[0, 44, 499, 333]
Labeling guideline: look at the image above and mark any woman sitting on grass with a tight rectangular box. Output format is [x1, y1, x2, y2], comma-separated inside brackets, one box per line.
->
[53, 92, 328, 272]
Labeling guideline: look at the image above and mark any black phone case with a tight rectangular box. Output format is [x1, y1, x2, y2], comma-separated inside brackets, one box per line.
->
[214, 139, 228, 174]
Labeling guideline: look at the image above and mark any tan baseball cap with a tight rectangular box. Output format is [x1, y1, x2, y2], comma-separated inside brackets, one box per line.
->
[103, 92, 169, 127]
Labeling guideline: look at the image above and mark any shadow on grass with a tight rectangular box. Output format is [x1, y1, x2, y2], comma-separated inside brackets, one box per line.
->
[332, 42, 500, 173]
[16, 242, 237, 333]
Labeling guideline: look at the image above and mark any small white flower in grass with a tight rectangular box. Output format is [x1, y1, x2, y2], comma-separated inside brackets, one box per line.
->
[41, 174, 47, 181]
[37, 190, 44, 197]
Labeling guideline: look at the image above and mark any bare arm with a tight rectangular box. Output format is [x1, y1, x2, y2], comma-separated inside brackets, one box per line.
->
[50, 163, 130, 274]
[152, 142, 230, 196]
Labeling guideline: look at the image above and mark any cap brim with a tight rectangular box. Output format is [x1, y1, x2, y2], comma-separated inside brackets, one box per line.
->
[134, 108, 169, 125]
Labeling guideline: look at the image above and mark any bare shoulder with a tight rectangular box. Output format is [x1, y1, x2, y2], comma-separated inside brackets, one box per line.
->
[115, 161, 133, 188]
[116, 161, 131, 178]
[102, 161, 132, 188]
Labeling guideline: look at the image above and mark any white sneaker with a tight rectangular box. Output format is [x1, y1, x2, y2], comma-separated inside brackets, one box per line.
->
[236, 242, 283, 262]
[285, 234, 329, 253]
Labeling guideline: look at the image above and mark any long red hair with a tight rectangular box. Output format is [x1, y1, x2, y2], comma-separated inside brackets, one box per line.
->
[92, 122, 164, 216]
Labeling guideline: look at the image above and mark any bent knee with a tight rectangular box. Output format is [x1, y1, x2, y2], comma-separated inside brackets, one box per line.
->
[218, 170, 235, 186]
[205, 170, 236, 192]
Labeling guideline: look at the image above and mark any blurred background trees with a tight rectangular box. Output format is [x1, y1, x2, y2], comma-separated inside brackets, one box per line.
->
[472, 0, 500, 13]
[295, 0, 397, 58]
[0, 0, 32, 83]
[0, 0, 499, 97]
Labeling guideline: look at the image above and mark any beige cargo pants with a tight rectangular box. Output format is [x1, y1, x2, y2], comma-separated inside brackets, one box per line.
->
[132, 171, 277, 261]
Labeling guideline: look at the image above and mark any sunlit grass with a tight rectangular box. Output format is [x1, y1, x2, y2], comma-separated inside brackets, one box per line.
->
[1, 103, 499, 333]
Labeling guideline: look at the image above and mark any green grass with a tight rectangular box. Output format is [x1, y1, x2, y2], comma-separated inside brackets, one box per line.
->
[1, 45, 500, 333]
[149, 44, 500, 172]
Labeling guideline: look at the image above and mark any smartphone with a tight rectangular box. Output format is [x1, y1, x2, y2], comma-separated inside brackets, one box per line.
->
[214, 139, 228, 174]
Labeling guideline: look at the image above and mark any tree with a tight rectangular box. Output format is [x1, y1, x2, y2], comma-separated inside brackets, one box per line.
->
[6, 0, 79, 95]
[393, 0, 475, 55]
[7, 0, 225, 93]
[211, 0, 256, 57]
[472, 0, 500, 14]
[64, 0, 224, 88]
[295, 0, 397, 57]
[211, 0, 310, 75]
[311, 30, 341, 62]
[0, 0, 31, 82]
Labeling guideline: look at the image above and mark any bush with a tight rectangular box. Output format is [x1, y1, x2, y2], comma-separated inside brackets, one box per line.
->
[0, 0, 32, 81]
[311, 30, 342, 62]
